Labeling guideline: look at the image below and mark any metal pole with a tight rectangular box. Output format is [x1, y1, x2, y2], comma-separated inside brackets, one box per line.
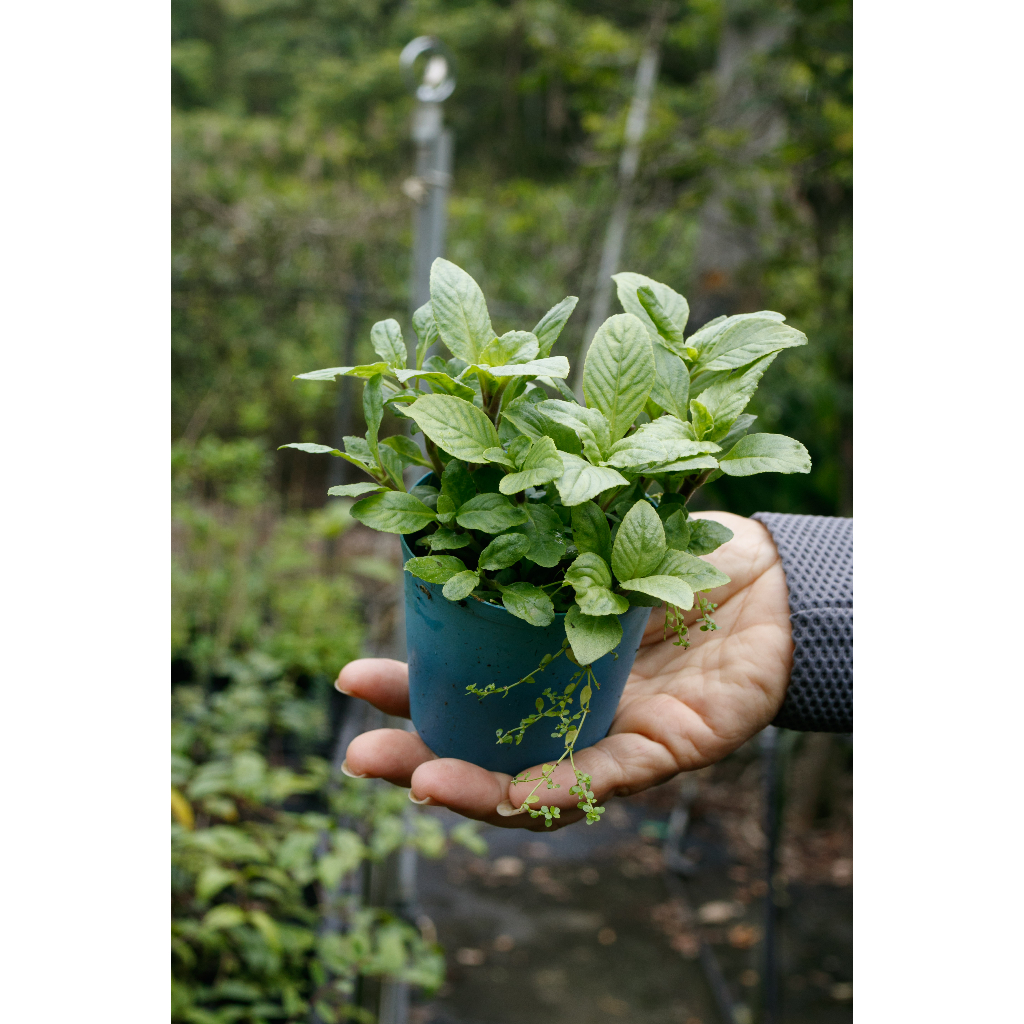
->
[409, 103, 452, 318]
[761, 725, 781, 1024]
[573, 6, 667, 396]
[401, 37, 456, 365]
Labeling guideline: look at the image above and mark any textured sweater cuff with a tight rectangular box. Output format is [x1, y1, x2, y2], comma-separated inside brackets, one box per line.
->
[751, 512, 853, 733]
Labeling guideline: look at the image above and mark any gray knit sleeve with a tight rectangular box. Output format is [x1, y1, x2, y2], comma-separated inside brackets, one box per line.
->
[750, 513, 852, 733]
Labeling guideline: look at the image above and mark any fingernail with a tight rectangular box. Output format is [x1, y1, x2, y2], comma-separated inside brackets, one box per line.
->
[409, 792, 436, 806]
[496, 799, 527, 817]
[335, 678, 353, 695]
[340, 759, 368, 779]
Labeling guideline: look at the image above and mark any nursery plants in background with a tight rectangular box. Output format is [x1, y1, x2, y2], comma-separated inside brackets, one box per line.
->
[172, 438, 485, 1023]
[283, 258, 811, 826]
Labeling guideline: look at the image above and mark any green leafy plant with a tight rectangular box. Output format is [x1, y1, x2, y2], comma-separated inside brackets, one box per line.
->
[172, 437, 486, 1022]
[283, 258, 811, 823]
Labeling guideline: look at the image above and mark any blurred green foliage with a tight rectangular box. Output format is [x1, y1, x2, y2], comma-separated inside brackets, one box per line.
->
[172, 438, 485, 1022]
[172, 0, 851, 516]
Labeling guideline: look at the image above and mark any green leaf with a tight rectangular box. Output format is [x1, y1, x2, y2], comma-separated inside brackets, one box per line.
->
[441, 459, 476, 508]
[565, 553, 629, 616]
[571, 501, 613, 565]
[693, 315, 806, 373]
[478, 532, 531, 571]
[686, 518, 734, 555]
[412, 302, 440, 369]
[499, 436, 564, 494]
[511, 502, 566, 567]
[405, 394, 500, 462]
[429, 258, 495, 363]
[377, 443, 406, 490]
[646, 454, 720, 474]
[478, 330, 539, 366]
[435, 493, 457, 524]
[689, 399, 713, 440]
[327, 482, 386, 498]
[664, 510, 691, 551]
[370, 318, 408, 369]
[499, 582, 555, 627]
[564, 605, 623, 665]
[293, 362, 391, 382]
[636, 284, 689, 357]
[693, 353, 778, 441]
[576, 586, 630, 616]
[196, 866, 240, 903]
[611, 499, 667, 584]
[363, 374, 384, 465]
[605, 416, 719, 469]
[714, 412, 757, 454]
[657, 549, 731, 592]
[482, 446, 515, 468]
[649, 344, 690, 420]
[478, 356, 571, 379]
[582, 313, 656, 442]
[501, 393, 583, 456]
[350, 492, 437, 533]
[532, 296, 579, 357]
[617, 574, 694, 610]
[565, 551, 613, 591]
[203, 905, 246, 930]
[553, 454, 629, 507]
[404, 555, 468, 584]
[718, 433, 812, 476]
[455, 492, 529, 533]
[538, 400, 611, 462]
[612, 272, 690, 348]
[442, 571, 480, 601]
[381, 435, 432, 468]
[393, 369, 476, 402]
[279, 441, 342, 455]
[423, 527, 471, 551]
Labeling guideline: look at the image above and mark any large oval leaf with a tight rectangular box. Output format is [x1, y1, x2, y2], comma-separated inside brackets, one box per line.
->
[718, 433, 811, 476]
[553, 454, 628, 508]
[582, 313, 655, 442]
[405, 394, 500, 462]
[564, 605, 623, 665]
[404, 555, 468, 584]
[429, 258, 495, 363]
[611, 499, 667, 583]
[478, 533, 531, 571]
[370, 318, 408, 369]
[455, 492, 529, 533]
[499, 582, 555, 627]
[618, 574, 694, 610]
[350, 492, 438, 534]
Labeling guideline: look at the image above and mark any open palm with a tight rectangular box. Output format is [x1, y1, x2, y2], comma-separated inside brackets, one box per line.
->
[338, 512, 793, 831]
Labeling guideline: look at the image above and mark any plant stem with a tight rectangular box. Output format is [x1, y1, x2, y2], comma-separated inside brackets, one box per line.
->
[681, 468, 714, 501]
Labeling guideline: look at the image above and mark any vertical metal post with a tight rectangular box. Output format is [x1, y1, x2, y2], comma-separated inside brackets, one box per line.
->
[401, 36, 456, 365]
[761, 725, 781, 1024]
[409, 103, 453, 317]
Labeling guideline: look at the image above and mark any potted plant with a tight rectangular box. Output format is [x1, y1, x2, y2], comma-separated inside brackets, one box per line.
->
[283, 258, 810, 825]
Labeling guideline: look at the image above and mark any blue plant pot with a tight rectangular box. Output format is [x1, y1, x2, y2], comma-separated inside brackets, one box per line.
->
[400, 533, 652, 775]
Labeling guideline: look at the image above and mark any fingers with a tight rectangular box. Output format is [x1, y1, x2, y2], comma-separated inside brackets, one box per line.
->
[344, 728, 436, 787]
[505, 730, 682, 818]
[405, 758, 582, 830]
[336, 658, 410, 718]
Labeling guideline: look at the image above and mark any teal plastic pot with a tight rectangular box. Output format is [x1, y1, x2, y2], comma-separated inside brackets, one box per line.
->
[400, 533, 652, 775]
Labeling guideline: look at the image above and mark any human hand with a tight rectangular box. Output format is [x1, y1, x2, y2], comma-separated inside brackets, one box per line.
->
[337, 512, 793, 831]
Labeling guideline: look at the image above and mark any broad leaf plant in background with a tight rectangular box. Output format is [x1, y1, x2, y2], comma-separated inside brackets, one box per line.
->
[172, 438, 485, 1024]
[283, 258, 810, 826]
